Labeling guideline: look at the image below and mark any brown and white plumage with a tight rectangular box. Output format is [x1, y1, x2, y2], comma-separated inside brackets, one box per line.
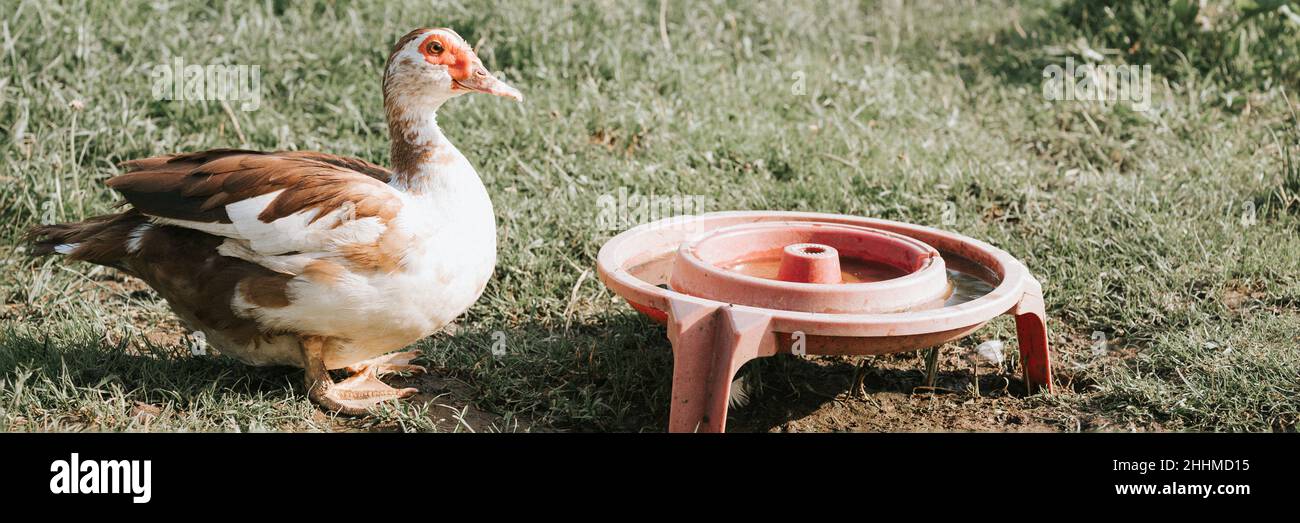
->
[27, 28, 522, 414]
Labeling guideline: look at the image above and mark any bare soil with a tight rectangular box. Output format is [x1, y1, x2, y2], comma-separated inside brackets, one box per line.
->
[725, 344, 1141, 433]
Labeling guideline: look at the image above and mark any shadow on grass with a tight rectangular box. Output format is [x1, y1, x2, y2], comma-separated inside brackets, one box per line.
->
[2, 317, 1049, 432]
[0, 314, 680, 431]
[416, 313, 675, 432]
[0, 329, 304, 411]
[948, 7, 1078, 91]
[423, 315, 1059, 433]
[726, 349, 1046, 432]
[2, 316, 674, 431]
[725, 355, 858, 432]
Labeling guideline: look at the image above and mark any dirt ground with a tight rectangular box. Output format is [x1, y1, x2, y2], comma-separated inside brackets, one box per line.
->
[725, 349, 1133, 433]
[370, 336, 1127, 433]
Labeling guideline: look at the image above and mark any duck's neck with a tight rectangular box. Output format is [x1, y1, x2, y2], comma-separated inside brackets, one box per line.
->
[386, 103, 465, 196]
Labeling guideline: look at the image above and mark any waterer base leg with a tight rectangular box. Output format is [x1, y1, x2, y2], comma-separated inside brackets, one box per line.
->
[666, 299, 775, 433]
[1013, 278, 1053, 393]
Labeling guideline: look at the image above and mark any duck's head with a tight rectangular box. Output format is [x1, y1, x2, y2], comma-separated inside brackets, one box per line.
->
[383, 27, 522, 111]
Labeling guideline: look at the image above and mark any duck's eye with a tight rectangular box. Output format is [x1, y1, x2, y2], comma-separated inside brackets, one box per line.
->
[427, 41, 444, 55]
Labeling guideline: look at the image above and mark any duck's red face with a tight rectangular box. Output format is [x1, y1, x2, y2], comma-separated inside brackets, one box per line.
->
[404, 28, 522, 101]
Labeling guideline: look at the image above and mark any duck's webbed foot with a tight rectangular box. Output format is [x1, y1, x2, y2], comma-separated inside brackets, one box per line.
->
[301, 337, 419, 416]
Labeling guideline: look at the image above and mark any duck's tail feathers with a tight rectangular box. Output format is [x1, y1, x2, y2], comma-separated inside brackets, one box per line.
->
[26, 210, 150, 268]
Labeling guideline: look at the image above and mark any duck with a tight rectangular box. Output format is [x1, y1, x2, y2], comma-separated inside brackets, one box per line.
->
[26, 27, 522, 415]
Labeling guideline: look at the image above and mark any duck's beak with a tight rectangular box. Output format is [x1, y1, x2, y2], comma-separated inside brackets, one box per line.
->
[453, 63, 523, 102]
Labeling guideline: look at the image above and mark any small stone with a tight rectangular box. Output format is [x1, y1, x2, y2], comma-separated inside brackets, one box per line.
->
[975, 340, 1005, 364]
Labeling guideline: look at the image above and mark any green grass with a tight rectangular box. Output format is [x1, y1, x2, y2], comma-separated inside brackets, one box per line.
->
[1064, 0, 1300, 96]
[1, 0, 1298, 432]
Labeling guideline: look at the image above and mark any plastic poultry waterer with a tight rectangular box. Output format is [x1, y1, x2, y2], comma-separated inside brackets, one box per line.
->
[596, 211, 1052, 432]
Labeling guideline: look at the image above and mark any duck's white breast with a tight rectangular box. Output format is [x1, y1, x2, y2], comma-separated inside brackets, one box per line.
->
[381, 176, 499, 335]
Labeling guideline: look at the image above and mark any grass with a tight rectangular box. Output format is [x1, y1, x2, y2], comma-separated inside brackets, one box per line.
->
[1, 0, 1298, 432]
[1063, 0, 1300, 96]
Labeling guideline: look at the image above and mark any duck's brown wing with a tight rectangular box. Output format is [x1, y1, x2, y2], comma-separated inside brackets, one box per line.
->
[275, 151, 393, 183]
[122, 149, 393, 182]
[107, 149, 402, 256]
